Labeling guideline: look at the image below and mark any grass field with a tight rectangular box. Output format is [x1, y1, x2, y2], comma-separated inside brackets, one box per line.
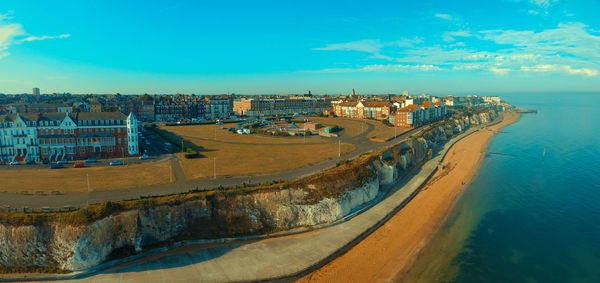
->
[0, 161, 171, 193]
[365, 120, 411, 141]
[160, 124, 326, 144]
[177, 140, 355, 179]
[305, 117, 370, 137]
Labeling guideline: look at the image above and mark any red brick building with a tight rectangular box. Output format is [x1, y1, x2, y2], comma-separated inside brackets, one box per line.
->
[0, 112, 139, 162]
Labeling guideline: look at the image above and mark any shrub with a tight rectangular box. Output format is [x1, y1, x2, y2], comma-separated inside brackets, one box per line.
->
[273, 131, 290, 137]
[133, 199, 156, 209]
[184, 148, 200, 159]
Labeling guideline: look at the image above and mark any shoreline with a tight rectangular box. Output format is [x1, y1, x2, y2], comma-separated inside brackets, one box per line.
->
[298, 111, 522, 283]
[0, 112, 504, 282]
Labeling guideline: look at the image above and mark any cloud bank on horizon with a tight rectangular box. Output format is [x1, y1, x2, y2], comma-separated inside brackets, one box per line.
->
[312, 22, 599, 77]
[0, 0, 599, 94]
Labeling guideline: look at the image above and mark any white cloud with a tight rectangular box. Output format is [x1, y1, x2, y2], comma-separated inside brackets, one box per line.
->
[521, 64, 556, 72]
[521, 64, 598, 76]
[0, 15, 69, 60]
[0, 10, 14, 22]
[311, 64, 444, 73]
[15, 34, 70, 44]
[314, 38, 422, 61]
[523, 0, 558, 15]
[564, 66, 598, 77]
[452, 63, 484, 71]
[442, 30, 473, 42]
[529, 0, 557, 9]
[481, 23, 600, 61]
[362, 64, 443, 72]
[314, 39, 384, 54]
[435, 13, 453, 21]
[0, 23, 24, 59]
[490, 67, 511, 75]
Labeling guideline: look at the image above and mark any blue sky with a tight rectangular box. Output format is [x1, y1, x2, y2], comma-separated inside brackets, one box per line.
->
[1, 0, 599, 95]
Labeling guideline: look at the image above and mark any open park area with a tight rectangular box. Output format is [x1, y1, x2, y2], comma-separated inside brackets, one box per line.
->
[0, 116, 404, 195]
[0, 161, 171, 194]
[175, 140, 355, 179]
[159, 121, 355, 179]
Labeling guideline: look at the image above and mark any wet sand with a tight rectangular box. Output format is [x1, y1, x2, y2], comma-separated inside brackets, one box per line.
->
[298, 111, 522, 283]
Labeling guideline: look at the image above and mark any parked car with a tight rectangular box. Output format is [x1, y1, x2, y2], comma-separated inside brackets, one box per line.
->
[50, 163, 63, 169]
[139, 154, 149, 160]
[73, 162, 85, 168]
[25, 160, 36, 165]
[84, 158, 97, 163]
[57, 160, 69, 164]
[9, 161, 20, 165]
[42, 159, 49, 164]
[110, 160, 123, 166]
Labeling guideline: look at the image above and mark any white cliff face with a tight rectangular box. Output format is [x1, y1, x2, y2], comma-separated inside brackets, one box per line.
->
[378, 162, 396, 186]
[0, 110, 498, 272]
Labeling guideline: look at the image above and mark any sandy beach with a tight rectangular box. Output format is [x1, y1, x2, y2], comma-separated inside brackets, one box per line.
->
[298, 111, 522, 283]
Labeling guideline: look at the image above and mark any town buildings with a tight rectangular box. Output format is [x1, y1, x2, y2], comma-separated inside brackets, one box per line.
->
[33, 88, 40, 96]
[154, 102, 199, 122]
[204, 95, 233, 119]
[389, 101, 447, 128]
[90, 101, 103, 112]
[0, 112, 139, 162]
[6, 103, 73, 114]
[334, 101, 392, 120]
[481, 96, 501, 104]
[233, 96, 331, 116]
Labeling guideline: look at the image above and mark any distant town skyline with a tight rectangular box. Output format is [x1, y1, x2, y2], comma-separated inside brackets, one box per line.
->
[1, 0, 600, 94]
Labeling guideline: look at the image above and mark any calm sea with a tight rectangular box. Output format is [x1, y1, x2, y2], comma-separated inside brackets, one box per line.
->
[401, 93, 600, 283]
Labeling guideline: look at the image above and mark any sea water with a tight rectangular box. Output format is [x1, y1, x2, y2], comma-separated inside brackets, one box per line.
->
[401, 93, 600, 283]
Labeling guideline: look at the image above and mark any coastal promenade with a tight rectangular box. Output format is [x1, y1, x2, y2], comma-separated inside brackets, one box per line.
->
[63, 115, 497, 282]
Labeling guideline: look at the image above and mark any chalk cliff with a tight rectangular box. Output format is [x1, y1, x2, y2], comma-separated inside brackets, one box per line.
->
[0, 110, 498, 271]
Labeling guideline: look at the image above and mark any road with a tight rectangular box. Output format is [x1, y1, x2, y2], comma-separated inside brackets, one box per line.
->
[0, 121, 423, 209]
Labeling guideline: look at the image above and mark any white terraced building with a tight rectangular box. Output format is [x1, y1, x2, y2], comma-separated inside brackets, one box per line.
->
[0, 112, 140, 163]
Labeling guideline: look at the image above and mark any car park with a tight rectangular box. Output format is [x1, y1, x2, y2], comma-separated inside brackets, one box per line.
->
[110, 160, 123, 166]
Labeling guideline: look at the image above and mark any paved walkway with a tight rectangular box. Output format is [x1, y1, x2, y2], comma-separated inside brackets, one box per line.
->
[57, 124, 484, 283]
[0, 122, 423, 209]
